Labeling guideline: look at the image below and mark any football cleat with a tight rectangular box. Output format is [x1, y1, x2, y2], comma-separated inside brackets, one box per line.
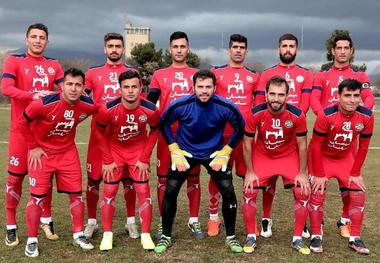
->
[310, 236, 323, 253]
[154, 235, 172, 254]
[243, 236, 257, 253]
[141, 233, 155, 250]
[348, 238, 370, 255]
[292, 239, 311, 255]
[99, 232, 113, 251]
[84, 223, 98, 239]
[337, 220, 350, 238]
[225, 236, 243, 253]
[260, 219, 273, 238]
[207, 218, 221, 237]
[73, 235, 94, 250]
[5, 228, 19, 247]
[188, 222, 205, 240]
[302, 224, 311, 239]
[25, 242, 39, 258]
[40, 222, 59, 241]
[125, 223, 140, 239]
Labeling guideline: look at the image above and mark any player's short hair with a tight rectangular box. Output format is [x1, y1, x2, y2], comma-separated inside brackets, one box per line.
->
[278, 33, 298, 47]
[64, 68, 85, 83]
[265, 76, 289, 94]
[192, 69, 216, 87]
[338, 79, 361, 94]
[170, 31, 189, 44]
[229, 34, 247, 48]
[118, 70, 141, 86]
[333, 35, 353, 49]
[26, 23, 48, 38]
[104, 32, 124, 46]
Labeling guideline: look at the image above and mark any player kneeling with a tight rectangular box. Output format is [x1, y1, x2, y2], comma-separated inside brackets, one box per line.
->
[308, 79, 373, 255]
[94, 71, 159, 251]
[19, 68, 95, 257]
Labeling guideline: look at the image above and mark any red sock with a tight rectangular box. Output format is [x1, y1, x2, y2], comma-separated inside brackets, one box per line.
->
[41, 184, 53, 219]
[26, 196, 45, 237]
[69, 194, 84, 233]
[340, 190, 350, 219]
[123, 178, 136, 218]
[262, 176, 277, 219]
[100, 184, 119, 232]
[242, 189, 259, 235]
[349, 191, 365, 236]
[187, 175, 201, 218]
[308, 190, 325, 235]
[292, 187, 309, 236]
[208, 179, 220, 216]
[157, 177, 167, 216]
[5, 175, 24, 226]
[134, 183, 152, 233]
[86, 179, 100, 220]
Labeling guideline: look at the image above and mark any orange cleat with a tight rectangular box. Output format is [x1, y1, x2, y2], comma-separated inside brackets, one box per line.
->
[208, 218, 222, 237]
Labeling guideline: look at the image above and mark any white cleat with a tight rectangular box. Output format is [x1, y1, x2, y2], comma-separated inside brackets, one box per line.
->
[25, 242, 39, 258]
[73, 236, 94, 250]
[260, 219, 273, 238]
[125, 223, 140, 239]
[84, 224, 98, 239]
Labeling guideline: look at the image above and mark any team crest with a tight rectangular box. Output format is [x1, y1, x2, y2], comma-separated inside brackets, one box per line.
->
[48, 67, 55, 74]
[79, 113, 87, 120]
[139, 114, 147, 122]
[285, 120, 293, 128]
[246, 76, 253, 83]
[355, 123, 364, 132]
[296, 75, 304, 83]
[362, 82, 371, 89]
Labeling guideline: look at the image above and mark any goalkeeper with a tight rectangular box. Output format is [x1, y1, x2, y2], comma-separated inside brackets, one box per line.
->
[155, 69, 244, 254]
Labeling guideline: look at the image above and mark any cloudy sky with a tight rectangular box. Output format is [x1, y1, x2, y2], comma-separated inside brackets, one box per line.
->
[1, 0, 380, 75]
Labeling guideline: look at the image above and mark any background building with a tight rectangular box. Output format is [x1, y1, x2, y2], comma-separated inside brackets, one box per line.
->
[124, 19, 151, 59]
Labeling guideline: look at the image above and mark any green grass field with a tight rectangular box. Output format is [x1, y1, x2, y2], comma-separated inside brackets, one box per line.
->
[0, 106, 379, 263]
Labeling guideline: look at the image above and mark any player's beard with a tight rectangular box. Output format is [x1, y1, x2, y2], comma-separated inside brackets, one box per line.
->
[108, 53, 122, 63]
[269, 101, 285, 112]
[279, 52, 296, 64]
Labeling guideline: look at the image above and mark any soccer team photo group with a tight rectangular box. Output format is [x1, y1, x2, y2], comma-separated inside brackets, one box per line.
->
[0, 22, 377, 261]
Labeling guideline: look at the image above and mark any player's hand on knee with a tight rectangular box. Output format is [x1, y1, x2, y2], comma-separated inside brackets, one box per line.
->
[209, 145, 233, 172]
[28, 147, 48, 170]
[135, 160, 150, 180]
[295, 173, 310, 195]
[311, 176, 328, 194]
[244, 171, 259, 193]
[102, 162, 117, 182]
[168, 143, 192, 171]
[348, 175, 366, 192]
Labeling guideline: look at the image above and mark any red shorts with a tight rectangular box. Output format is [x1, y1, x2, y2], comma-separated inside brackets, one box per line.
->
[227, 139, 246, 177]
[86, 132, 103, 181]
[156, 133, 200, 177]
[7, 131, 28, 176]
[28, 147, 82, 195]
[253, 149, 300, 188]
[316, 153, 360, 190]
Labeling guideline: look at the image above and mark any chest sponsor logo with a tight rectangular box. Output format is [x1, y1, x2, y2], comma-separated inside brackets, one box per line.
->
[171, 72, 191, 99]
[118, 114, 140, 141]
[48, 110, 76, 137]
[264, 119, 285, 150]
[227, 73, 247, 105]
[327, 121, 353, 150]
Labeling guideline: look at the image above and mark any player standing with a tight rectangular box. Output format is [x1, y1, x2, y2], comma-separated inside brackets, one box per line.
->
[243, 76, 311, 254]
[19, 68, 95, 257]
[310, 35, 374, 238]
[207, 34, 260, 244]
[1, 23, 63, 246]
[147, 31, 203, 239]
[155, 70, 244, 253]
[84, 33, 139, 239]
[255, 33, 313, 238]
[308, 79, 373, 255]
[95, 71, 159, 251]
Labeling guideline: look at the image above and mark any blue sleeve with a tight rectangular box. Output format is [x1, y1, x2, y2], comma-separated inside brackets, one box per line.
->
[226, 105, 245, 148]
[159, 104, 178, 145]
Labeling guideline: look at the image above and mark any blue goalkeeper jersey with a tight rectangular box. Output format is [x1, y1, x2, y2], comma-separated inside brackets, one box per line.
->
[160, 93, 244, 159]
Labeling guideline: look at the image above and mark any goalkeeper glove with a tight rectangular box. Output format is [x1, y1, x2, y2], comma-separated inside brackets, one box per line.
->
[168, 143, 193, 171]
[209, 145, 233, 172]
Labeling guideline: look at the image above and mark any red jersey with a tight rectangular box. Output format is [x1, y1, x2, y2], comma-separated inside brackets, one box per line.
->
[20, 93, 96, 154]
[1, 53, 64, 131]
[256, 64, 313, 113]
[95, 98, 160, 164]
[245, 103, 307, 158]
[85, 63, 137, 105]
[148, 66, 197, 113]
[211, 64, 259, 117]
[311, 65, 374, 114]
